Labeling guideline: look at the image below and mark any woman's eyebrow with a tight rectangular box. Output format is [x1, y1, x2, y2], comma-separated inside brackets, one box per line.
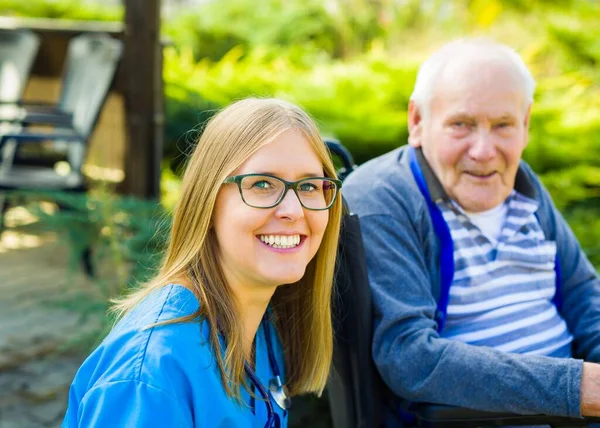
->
[297, 171, 326, 179]
[248, 170, 325, 178]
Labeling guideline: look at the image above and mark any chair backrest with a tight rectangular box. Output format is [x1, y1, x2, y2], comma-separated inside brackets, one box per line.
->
[324, 139, 388, 428]
[327, 208, 387, 428]
[324, 137, 357, 181]
[58, 33, 123, 137]
[0, 29, 40, 103]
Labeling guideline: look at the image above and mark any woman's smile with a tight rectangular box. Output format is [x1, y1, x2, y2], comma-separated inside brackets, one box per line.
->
[257, 233, 307, 252]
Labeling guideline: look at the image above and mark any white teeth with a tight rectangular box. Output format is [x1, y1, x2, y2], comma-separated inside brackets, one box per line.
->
[259, 234, 301, 249]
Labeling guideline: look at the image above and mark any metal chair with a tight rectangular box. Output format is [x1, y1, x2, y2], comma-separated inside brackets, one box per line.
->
[324, 139, 600, 428]
[0, 29, 40, 104]
[0, 33, 123, 276]
[0, 32, 122, 192]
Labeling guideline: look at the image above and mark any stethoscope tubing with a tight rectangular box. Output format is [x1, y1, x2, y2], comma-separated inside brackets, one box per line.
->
[263, 315, 281, 379]
[242, 313, 286, 428]
[244, 360, 280, 428]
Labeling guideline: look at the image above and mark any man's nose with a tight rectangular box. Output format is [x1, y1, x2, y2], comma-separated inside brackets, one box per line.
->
[469, 129, 497, 161]
[275, 189, 304, 222]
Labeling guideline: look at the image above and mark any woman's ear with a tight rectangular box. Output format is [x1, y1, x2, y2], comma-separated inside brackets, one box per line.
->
[407, 101, 424, 148]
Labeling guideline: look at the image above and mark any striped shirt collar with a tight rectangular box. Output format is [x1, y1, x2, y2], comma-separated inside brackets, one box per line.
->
[413, 147, 538, 204]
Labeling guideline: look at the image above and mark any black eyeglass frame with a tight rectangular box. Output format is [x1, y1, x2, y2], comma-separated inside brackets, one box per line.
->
[222, 173, 342, 211]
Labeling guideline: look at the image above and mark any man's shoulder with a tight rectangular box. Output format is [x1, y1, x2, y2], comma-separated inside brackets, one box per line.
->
[343, 145, 425, 217]
[514, 159, 546, 201]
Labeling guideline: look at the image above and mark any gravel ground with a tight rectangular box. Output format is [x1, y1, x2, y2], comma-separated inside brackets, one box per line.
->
[0, 223, 96, 428]
[0, 352, 86, 428]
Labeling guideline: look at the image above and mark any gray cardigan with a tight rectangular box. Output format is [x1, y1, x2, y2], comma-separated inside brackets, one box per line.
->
[343, 145, 600, 418]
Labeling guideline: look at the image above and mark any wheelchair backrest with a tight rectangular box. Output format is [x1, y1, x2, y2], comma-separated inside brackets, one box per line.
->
[325, 138, 388, 428]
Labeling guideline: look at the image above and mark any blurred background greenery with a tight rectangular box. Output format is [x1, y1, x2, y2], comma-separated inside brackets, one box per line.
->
[2, 0, 598, 245]
[1, 0, 598, 425]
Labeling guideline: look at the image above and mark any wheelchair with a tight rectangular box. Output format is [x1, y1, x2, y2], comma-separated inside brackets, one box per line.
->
[324, 138, 600, 428]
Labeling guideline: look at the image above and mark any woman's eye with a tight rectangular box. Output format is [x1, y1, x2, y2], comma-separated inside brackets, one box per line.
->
[299, 182, 318, 192]
[252, 180, 273, 189]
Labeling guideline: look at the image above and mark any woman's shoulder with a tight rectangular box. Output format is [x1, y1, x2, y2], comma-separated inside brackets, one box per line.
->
[76, 285, 213, 392]
[115, 283, 201, 330]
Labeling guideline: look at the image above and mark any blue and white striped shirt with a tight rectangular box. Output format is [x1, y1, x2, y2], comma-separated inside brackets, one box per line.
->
[439, 191, 573, 357]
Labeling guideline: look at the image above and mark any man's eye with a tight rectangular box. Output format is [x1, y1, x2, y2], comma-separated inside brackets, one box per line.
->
[452, 121, 466, 128]
[496, 122, 511, 128]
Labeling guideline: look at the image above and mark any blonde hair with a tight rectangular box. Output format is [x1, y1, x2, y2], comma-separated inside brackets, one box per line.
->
[112, 98, 342, 401]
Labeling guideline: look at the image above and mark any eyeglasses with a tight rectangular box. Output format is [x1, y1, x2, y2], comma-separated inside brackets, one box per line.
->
[222, 173, 342, 211]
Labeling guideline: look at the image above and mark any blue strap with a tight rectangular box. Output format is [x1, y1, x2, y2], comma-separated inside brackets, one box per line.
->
[534, 213, 563, 311]
[408, 147, 454, 332]
[554, 254, 563, 311]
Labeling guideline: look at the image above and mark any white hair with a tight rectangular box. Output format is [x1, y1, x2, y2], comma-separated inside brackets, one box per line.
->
[410, 38, 536, 116]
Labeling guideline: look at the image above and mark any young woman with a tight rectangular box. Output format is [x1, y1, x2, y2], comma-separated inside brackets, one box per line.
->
[62, 98, 343, 427]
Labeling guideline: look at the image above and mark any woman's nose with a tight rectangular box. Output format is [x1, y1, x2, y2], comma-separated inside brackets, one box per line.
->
[274, 189, 304, 222]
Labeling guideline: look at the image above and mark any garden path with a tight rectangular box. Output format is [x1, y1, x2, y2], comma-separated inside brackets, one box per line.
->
[0, 210, 99, 428]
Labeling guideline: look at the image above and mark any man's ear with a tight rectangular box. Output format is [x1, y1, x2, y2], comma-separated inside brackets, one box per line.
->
[524, 103, 532, 129]
[522, 103, 532, 148]
[408, 101, 424, 148]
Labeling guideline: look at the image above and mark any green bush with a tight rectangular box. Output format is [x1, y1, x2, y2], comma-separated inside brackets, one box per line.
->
[0, 0, 122, 20]
[164, 0, 344, 61]
[163, 46, 414, 168]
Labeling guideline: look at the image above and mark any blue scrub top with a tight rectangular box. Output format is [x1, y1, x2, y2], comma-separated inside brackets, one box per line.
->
[63, 284, 288, 427]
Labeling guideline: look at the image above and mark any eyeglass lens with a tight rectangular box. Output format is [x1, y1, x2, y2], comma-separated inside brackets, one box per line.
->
[239, 175, 337, 209]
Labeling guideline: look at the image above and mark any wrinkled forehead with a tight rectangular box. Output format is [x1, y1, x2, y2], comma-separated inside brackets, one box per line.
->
[431, 59, 527, 119]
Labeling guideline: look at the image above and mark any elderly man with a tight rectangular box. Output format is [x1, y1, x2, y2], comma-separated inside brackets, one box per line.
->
[343, 39, 600, 422]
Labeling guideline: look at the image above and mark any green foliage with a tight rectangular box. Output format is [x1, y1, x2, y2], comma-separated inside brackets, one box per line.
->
[165, 0, 343, 61]
[10, 0, 597, 266]
[20, 190, 169, 298]
[160, 0, 600, 265]
[163, 46, 413, 168]
[9, 0, 600, 287]
[4, 189, 168, 350]
[0, 0, 122, 21]
[564, 199, 600, 267]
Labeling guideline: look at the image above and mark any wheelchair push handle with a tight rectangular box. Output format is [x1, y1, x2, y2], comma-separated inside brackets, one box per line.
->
[324, 138, 357, 182]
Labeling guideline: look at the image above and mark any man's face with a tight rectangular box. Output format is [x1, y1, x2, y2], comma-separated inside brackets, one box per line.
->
[408, 62, 531, 212]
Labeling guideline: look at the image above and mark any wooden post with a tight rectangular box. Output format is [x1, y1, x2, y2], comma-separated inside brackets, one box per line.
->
[122, 0, 163, 199]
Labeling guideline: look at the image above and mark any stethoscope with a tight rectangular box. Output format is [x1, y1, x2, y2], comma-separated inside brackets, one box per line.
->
[243, 314, 292, 428]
